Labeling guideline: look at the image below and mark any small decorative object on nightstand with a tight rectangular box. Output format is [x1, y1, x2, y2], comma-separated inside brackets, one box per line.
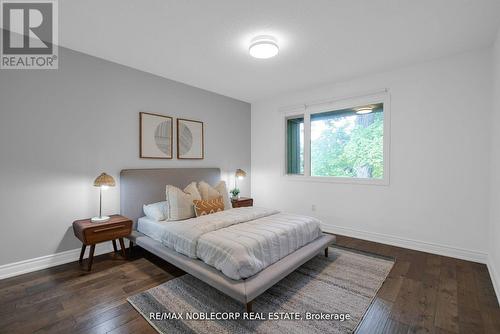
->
[73, 215, 132, 271]
[229, 188, 240, 200]
[231, 197, 253, 208]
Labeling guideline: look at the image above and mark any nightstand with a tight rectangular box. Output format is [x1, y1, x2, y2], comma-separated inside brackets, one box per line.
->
[72, 215, 132, 271]
[231, 197, 253, 208]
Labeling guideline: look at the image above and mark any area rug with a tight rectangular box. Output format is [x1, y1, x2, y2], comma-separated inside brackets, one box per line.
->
[128, 246, 394, 334]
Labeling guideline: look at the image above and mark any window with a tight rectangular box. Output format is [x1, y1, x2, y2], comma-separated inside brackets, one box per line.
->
[285, 93, 389, 184]
[286, 116, 304, 174]
[311, 103, 384, 178]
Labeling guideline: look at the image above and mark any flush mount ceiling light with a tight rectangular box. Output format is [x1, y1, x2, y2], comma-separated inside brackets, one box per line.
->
[249, 35, 279, 59]
[355, 106, 374, 114]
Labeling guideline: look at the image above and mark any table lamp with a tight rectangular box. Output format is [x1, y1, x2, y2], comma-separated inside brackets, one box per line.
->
[235, 169, 247, 189]
[91, 172, 116, 223]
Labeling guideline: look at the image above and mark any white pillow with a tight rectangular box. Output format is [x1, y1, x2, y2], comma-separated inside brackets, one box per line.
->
[198, 180, 232, 210]
[165, 182, 202, 221]
[143, 201, 168, 221]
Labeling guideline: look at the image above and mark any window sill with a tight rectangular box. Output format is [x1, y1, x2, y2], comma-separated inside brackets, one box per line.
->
[283, 174, 389, 186]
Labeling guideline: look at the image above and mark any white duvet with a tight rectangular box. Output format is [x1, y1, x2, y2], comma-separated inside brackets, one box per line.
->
[160, 207, 322, 280]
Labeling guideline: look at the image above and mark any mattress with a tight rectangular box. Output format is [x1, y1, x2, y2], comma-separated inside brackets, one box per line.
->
[158, 207, 322, 280]
[137, 216, 170, 242]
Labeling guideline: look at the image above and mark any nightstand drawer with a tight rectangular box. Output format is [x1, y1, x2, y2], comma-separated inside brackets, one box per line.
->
[83, 222, 132, 244]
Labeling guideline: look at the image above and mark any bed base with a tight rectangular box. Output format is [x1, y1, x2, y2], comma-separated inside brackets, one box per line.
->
[127, 232, 335, 312]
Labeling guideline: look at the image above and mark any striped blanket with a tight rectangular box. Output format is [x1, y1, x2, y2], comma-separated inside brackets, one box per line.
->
[161, 207, 322, 279]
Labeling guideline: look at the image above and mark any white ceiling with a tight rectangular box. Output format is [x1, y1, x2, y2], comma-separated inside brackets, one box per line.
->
[60, 0, 500, 102]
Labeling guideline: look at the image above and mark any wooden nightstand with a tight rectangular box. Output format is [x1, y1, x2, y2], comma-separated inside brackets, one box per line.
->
[231, 197, 253, 208]
[72, 215, 132, 271]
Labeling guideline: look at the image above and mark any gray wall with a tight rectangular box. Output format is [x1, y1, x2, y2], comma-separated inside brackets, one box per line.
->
[0, 47, 251, 266]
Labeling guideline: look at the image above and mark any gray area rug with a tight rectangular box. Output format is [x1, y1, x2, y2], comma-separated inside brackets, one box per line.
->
[128, 247, 394, 334]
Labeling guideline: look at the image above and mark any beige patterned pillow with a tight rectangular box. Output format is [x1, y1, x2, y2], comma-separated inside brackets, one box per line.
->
[198, 180, 232, 210]
[193, 196, 225, 217]
[165, 182, 201, 221]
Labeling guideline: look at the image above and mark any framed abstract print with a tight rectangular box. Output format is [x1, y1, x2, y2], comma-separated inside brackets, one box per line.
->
[140, 112, 173, 159]
[177, 118, 204, 159]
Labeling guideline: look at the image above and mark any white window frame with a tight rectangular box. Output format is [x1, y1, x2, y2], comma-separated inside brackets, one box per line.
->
[281, 90, 391, 186]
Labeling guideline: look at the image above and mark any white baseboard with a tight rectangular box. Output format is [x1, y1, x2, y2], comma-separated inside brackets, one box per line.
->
[322, 223, 488, 264]
[0, 243, 115, 280]
[487, 256, 500, 305]
[0, 225, 491, 282]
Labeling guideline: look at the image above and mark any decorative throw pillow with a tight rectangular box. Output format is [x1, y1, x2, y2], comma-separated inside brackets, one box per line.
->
[143, 201, 168, 221]
[198, 180, 232, 210]
[193, 196, 225, 217]
[165, 182, 201, 221]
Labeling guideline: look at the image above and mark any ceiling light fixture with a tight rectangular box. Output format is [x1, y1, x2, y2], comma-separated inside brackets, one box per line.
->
[249, 35, 279, 59]
[355, 106, 374, 115]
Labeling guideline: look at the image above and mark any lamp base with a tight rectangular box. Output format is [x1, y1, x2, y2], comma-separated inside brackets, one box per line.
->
[91, 216, 110, 223]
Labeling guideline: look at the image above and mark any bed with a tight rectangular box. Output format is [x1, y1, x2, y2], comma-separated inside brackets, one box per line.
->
[120, 168, 335, 312]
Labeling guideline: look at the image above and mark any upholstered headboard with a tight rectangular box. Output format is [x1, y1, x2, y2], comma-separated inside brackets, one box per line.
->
[120, 168, 221, 224]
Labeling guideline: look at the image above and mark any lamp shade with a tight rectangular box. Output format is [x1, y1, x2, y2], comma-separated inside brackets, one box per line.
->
[235, 169, 247, 178]
[93, 173, 116, 187]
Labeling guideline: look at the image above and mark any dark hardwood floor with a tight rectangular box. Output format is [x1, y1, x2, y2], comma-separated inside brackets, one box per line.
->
[0, 235, 499, 334]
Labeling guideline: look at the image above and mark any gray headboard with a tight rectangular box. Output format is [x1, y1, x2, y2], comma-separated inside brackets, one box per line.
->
[120, 168, 221, 223]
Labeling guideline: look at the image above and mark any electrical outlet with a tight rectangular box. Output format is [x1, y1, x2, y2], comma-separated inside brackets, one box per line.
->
[311, 204, 316, 212]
